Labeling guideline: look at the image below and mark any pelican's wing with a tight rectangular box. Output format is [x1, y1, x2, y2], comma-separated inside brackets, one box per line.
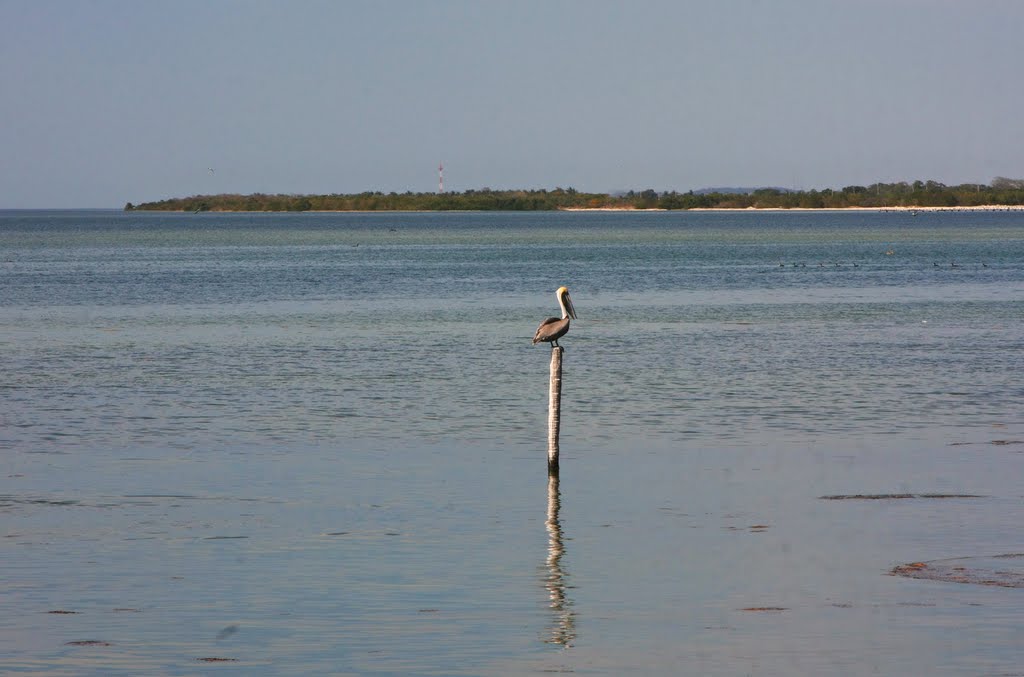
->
[534, 316, 570, 344]
[533, 317, 561, 343]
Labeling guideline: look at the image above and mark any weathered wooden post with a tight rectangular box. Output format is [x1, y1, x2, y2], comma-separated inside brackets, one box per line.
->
[547, 345, 563, 474]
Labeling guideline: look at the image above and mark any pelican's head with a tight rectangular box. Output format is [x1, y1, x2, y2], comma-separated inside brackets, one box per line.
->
[556, 286, 577, 320]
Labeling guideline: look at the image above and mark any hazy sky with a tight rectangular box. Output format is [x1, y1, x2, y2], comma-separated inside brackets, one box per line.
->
[2, 0, 1023, 208]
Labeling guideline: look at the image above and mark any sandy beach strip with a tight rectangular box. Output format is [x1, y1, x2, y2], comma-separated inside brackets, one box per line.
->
[561, 205, 1024, 213]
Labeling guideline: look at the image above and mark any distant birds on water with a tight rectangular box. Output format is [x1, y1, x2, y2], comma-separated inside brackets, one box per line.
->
[769, 246, 989, 270]
[773, 258, 990, 270]
[778, 261, 860, 268]
[930, 261, 988, 269]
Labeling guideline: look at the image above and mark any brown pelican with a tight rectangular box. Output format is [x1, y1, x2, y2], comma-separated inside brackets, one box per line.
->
[533, 286, 577, 347]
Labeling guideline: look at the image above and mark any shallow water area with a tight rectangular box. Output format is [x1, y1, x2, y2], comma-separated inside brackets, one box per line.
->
[3, 209, 1024, 674]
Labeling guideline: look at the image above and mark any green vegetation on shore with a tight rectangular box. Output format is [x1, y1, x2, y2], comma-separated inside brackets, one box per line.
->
[126, 178, 1024, 212]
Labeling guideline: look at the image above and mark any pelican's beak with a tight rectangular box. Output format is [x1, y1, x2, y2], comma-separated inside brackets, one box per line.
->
[564, 292, 578, 320]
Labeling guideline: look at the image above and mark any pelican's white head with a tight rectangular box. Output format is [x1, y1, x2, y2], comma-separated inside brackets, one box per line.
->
[556, 286, 577, 320]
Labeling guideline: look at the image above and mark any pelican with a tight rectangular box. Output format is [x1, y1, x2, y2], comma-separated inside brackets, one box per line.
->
[533, 286, 577, 347]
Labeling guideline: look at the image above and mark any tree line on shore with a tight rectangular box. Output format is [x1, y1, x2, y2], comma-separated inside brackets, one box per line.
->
[125, 178, 1024, 212]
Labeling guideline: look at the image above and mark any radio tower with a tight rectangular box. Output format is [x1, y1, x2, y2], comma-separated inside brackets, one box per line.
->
[438, 162, 444, 193]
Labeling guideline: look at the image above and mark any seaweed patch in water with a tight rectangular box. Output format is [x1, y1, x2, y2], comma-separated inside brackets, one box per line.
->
[820, 493, 983, 500]
[949, 439, 1024, 447]
[891, 554, 1024, 588]
[739, 607, 788, 612]
[0, 496, 81, 507]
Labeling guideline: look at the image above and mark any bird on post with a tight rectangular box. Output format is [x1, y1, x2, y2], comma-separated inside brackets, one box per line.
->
[533, 286, 578, 348]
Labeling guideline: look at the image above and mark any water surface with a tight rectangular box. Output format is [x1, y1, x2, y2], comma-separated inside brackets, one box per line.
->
[2, 209, 1023, 675]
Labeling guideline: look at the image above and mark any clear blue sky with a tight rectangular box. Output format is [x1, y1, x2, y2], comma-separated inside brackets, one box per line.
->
[2, 0, 1023, 208]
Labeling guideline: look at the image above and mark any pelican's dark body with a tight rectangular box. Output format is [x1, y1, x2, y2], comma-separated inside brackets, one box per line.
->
[533, 316, 571, 346]
[533, 286, 577, 347]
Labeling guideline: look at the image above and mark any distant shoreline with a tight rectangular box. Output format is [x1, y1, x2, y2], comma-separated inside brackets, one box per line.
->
[126, 204, 1024, 214]
[127, 182, 1024, 213]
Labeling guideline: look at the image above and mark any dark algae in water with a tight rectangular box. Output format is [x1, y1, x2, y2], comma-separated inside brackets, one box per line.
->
[891, 555, 1024, 588]
[820, 493, 983, 500]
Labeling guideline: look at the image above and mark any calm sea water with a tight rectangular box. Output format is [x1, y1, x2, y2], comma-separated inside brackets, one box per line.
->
[2, 209, 1024, 675]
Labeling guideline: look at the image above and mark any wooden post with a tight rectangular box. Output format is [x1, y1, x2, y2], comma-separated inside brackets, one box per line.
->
[547, 346, 563, 473]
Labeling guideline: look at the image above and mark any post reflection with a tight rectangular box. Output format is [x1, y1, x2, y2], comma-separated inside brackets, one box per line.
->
[543, 470, 576, 647]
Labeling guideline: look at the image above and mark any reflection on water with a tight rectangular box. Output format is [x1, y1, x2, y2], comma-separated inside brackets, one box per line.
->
[543, 471, 576, 647]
